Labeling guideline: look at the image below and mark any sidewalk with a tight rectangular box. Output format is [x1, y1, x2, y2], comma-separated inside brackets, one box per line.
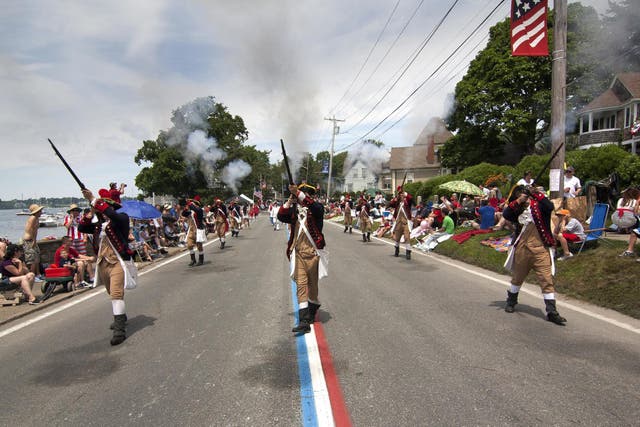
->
[0, 246, 186, 327]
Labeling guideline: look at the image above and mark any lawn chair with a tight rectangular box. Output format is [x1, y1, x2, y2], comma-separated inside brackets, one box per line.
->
[573, 203, 610, 255]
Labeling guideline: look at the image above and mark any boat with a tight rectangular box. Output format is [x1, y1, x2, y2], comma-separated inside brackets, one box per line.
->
[39, 214, 61, 228]
[16, 209, 31, 216]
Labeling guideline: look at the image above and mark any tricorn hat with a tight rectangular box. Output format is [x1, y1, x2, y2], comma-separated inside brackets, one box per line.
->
[97, 189, 122, 209]
[299, 183, 317, 195]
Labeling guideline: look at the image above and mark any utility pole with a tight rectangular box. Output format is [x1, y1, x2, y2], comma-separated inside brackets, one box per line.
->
[549, 0, 567, 200]
[324, 116, 345, 201]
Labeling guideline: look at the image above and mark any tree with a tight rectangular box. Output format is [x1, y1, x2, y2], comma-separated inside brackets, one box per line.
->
[602, 0, 640, 73]
[134, 97, 268, 200]
[444, 18, 552, 168]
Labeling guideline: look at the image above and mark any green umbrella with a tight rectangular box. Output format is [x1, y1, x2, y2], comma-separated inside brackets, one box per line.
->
[438, 180, 484, 197]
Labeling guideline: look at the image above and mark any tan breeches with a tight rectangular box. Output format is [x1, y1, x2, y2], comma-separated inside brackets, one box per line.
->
[294, 253, 319, 304]
[344, 214, 352, 226]
[511, 245, 555, 294]
[393, 217, 411, 243]
[98, 261, 125, 300]
[360, 217, 372, 233]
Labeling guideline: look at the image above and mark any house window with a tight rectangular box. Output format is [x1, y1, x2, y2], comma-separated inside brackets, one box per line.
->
[361, 168, 367, 178]
[625, 107, 631, 127]
[347, 183, 353, 192]
[581, 117, 589, 133]
[406, 172, 414, 183]
[353, 170, 358, 178]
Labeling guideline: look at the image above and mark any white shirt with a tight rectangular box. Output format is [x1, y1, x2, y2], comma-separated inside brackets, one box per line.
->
[563, 175, 581, 198]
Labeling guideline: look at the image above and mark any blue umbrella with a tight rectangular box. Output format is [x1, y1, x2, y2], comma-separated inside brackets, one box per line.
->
[117, 200, 161, 219]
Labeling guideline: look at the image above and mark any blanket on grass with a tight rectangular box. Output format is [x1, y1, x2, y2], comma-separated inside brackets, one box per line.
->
[452, 229, 492, 244]
[480, 236, 512, 252]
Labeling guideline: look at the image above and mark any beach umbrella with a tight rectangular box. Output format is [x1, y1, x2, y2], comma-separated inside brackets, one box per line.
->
[117, 200, 162, 219]
[438, 180, 484, 197]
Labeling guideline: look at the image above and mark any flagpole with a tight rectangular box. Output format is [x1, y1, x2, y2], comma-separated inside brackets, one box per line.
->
[549, 0, 567, 199]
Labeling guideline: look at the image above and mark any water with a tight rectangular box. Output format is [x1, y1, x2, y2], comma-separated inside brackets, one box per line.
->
[0, 209, 68, 243]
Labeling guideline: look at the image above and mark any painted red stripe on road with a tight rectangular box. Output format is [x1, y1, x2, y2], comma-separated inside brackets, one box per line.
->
[313, 319, 352, 427]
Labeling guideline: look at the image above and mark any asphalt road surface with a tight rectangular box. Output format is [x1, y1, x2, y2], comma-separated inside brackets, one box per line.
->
[1, 216, 639, 426]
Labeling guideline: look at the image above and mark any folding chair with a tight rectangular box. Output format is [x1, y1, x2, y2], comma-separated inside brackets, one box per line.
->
[574, 203, 610, 255]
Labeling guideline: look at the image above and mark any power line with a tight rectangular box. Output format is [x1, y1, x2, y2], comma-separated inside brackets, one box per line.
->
[341, 0, 508, 150]
[328, 0, 401, 116]
[336, 0, 426, 119]
[342, 0, 461, 134]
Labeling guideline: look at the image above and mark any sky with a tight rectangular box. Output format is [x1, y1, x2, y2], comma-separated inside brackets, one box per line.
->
[0, 0, 612, 200]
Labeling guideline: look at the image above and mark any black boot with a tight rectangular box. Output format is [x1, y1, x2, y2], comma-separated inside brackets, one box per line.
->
[110, 313, 127, 330]
[220, 240, 225, 249]
[406, 250, 411, 260]
[110, 314, 127, 346]
[545, 299, 567, 325]
[367, 232, 371, 242]
[292, 308, 311, 334]
[349, 227, 352, 234]
[505, 291, 518, 313]
[362, 233, 367, 242]
[197, 254, 204, 265]
[308, 302, 321, 324]
[344, 225, 348, 233]
[394, 246, 399, 257]
[188, 253, 197, 266]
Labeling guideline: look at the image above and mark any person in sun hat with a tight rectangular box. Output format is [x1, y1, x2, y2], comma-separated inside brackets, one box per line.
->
[553, 209, 585, 261]
[21, 204, 45, 281]
[78, 188, 136, 345]
[277, 182, 327, 335]
[502, 185, 567, 325]
[64, 203, 89, 257]
[388, 185, 414, 260]
[180, 196, 207, 266]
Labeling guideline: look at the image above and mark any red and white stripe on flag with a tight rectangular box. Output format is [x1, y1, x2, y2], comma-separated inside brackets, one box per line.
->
[510, 0, 549, 56]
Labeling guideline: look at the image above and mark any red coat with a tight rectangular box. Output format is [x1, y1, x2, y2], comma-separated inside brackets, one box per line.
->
[389, 193, 414, 221]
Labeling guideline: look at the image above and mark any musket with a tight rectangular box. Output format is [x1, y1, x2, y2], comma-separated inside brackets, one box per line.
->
[48, 138, 86, 190]
[280, 139, 294, 185]
[532, 141, 564, 185]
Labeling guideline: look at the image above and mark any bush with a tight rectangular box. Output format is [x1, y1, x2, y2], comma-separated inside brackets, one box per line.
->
[569, 145, 630, 183]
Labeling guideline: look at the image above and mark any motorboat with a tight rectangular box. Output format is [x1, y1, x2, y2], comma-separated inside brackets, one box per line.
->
[39, 214, 60, 228]
[16, 209, 31, 216]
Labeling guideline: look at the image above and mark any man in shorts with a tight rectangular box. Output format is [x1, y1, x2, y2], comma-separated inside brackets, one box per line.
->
[22, 204, 44, 281]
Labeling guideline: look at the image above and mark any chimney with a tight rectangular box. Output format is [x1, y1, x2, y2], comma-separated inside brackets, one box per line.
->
[427, 135, 435, 164]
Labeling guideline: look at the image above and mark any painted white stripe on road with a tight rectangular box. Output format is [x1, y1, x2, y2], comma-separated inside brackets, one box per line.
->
[305, 326, 335, 427]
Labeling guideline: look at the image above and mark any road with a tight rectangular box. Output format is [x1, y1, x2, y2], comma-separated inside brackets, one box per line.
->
[1, 216, 639, 426]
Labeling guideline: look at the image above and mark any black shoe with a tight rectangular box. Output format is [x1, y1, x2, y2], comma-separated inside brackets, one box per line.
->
[367, 233, 371, 242]
[110, 314, 127, 345]
[547, 311, 567, 325]
[362, 234, 367, 242]
[292, 308, 311, 334]
[110, 313, 127, 330]
[406, 250, 411, 260]
[349, 227, 352, 234]
[220, 241, 225, 249]
[292, 323, 311, 334]
[28, 297, 42, 305]
[344, 226, 348, 233]
[188, 254, 197, 267]
[394, 246, 399, 257]
[197, 255, 204, 266]
[505, 291, 518, 313]
[308, 302, 321, 324]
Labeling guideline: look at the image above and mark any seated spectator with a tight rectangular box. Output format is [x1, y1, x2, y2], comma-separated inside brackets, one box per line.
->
[375, 218, 393, 238]
[553, 209, 586, 260]
[129, 229, 156, 262]
[54, 236, 95, 287]
[0, 244, 41, 304]
[417, 207, 455, 252]
[472, 200, 496, 230]
[163, 222, 180, 246]
[0, 237, 8, 259]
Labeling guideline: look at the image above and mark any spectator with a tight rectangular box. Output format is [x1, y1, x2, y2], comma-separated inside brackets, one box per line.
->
[163, 222, 181, 246]
[420, 207, 455, 251]
[21, 204, 44, 282]
[472, 199, 496, 230]
[616, 188, 640, 257]
[0, 237, 8, 259]
[109, 182, 126, 204]
[516, 171, 534, 187]
[64, 204, 88, 255]
[553, 209, 586, 261]
[0, 244, 41, 304]
[269, 201, 280, 231]
[53, 236, 95, 287]
[563, 166, 582, 198]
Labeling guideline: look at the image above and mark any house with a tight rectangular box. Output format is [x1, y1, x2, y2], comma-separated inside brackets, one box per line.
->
[342, 159, 379, 193]
[385, 117, 453, 190]
[578, 72, 640, 154]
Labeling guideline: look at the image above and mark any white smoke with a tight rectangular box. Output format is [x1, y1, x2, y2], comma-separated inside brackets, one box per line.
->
[221, 159, 252, 194]
[186, 130, 226, 185]
[343, 142, 390, 178]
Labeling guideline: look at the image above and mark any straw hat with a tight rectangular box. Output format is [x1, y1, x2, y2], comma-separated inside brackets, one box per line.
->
[28, 204, 44, 215]
[67, 203, 80, 213]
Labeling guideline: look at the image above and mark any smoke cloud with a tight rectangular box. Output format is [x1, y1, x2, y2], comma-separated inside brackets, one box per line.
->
[343, 142, 390, 178]
[222, 159, 252, 194]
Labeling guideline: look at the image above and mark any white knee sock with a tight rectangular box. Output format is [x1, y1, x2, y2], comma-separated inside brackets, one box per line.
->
[510, 285, 521, 294]
[112, 299, 126, 315]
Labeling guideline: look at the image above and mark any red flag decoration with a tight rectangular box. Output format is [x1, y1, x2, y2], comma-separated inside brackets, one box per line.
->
[510, 0, 549, 56]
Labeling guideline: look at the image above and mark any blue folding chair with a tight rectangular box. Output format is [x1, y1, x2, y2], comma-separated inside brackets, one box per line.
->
[574, 203, 610, 255]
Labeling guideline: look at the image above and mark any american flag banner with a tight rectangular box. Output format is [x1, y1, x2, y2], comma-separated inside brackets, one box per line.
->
[511, 0, 549, 56]
[253, 189, 263, 199]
